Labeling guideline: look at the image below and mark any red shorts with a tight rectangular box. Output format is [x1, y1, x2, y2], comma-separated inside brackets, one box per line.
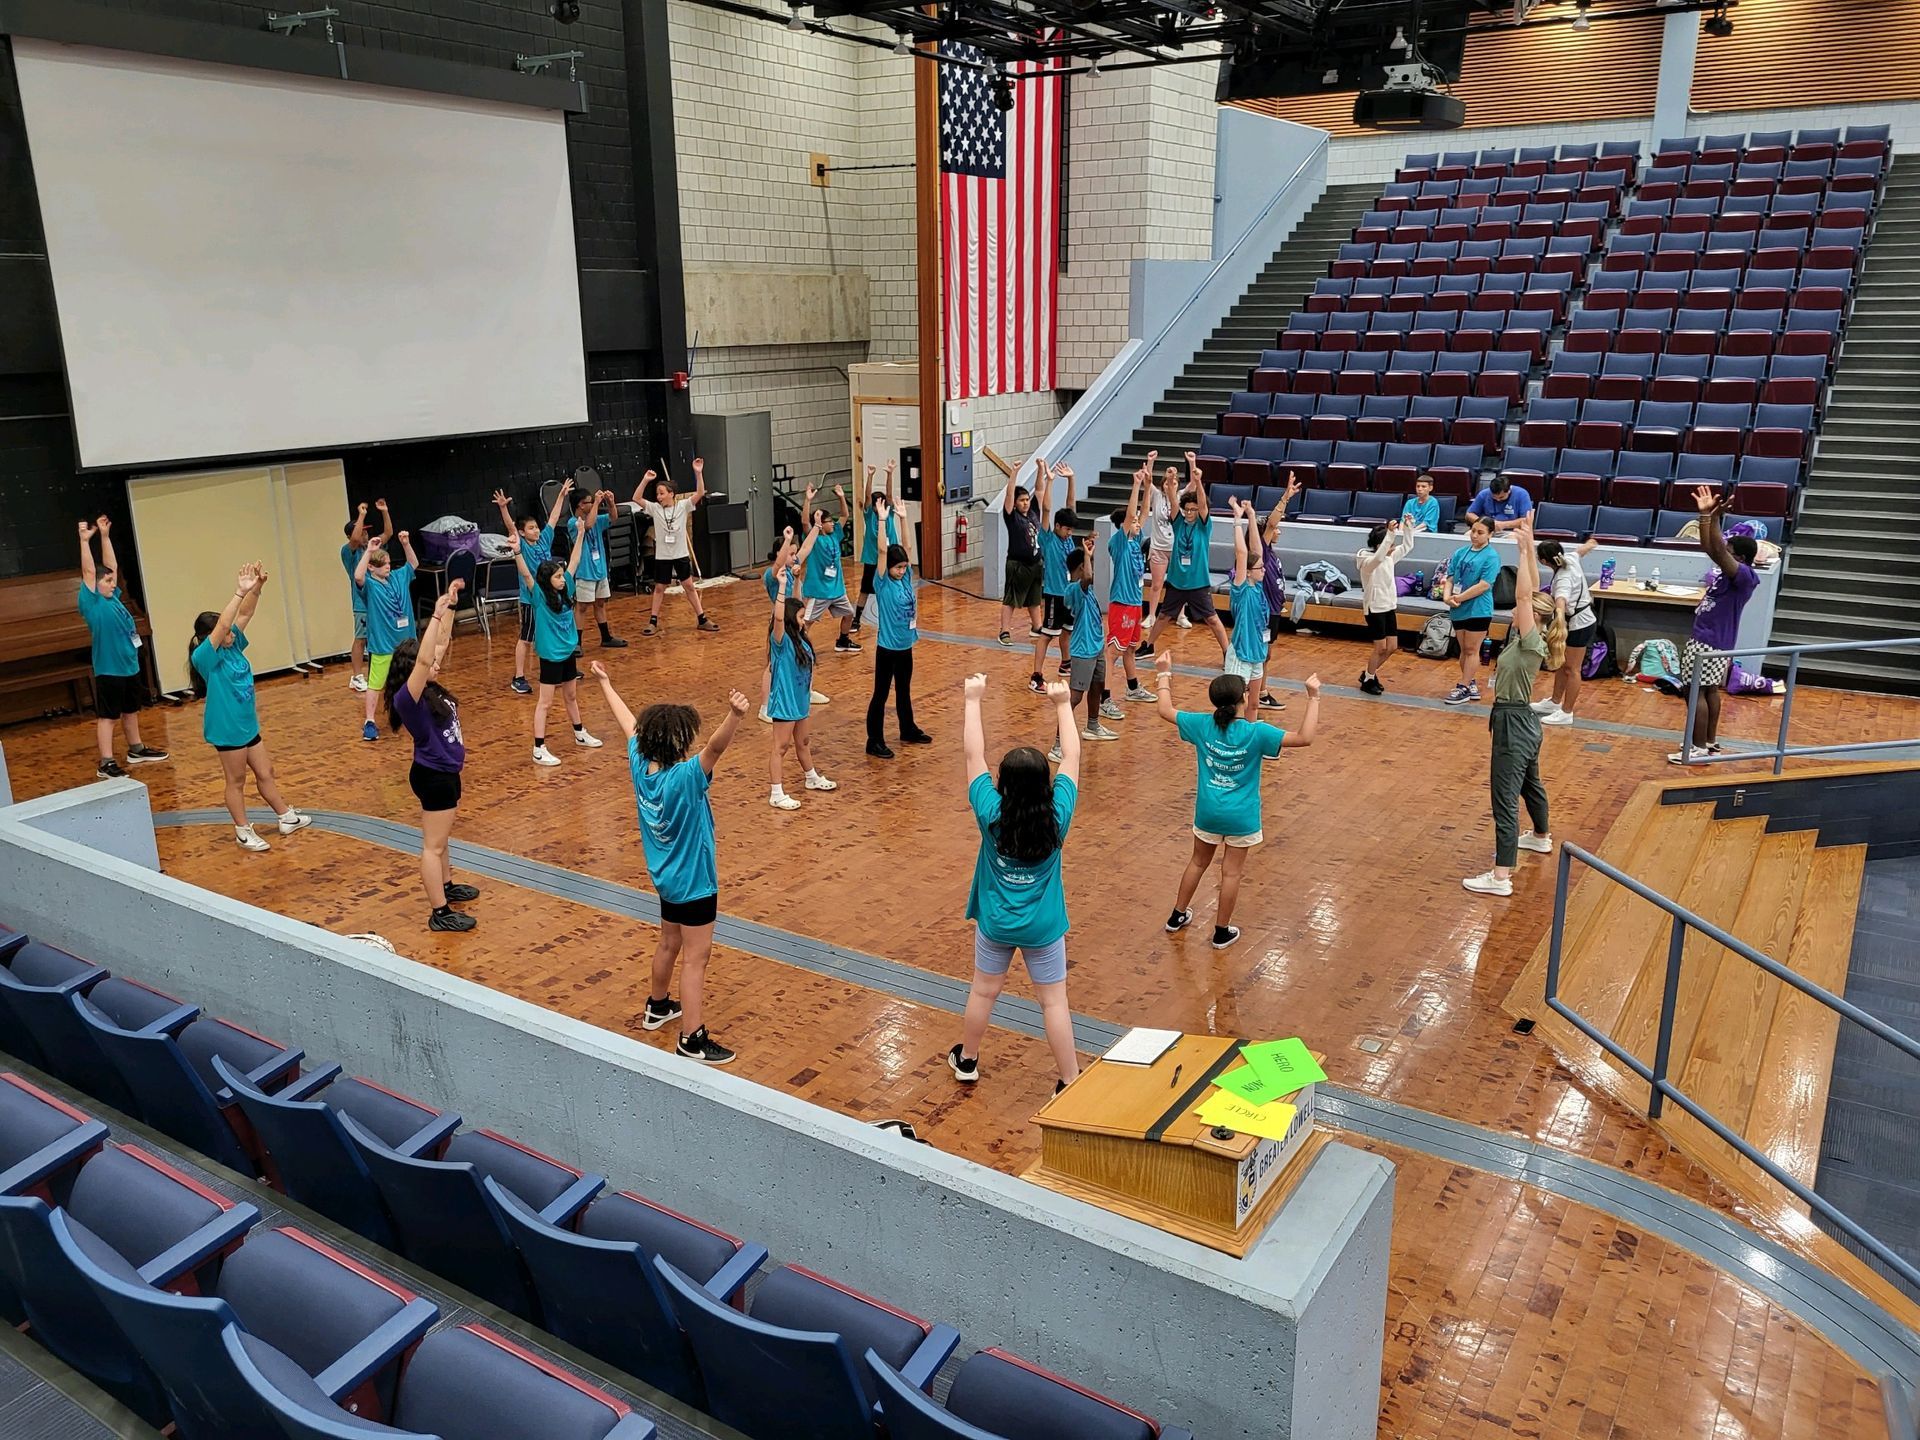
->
[1107, 602, 1143, 650]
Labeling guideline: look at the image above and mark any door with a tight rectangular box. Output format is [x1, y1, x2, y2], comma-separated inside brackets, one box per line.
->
[859, 403, 920, 564]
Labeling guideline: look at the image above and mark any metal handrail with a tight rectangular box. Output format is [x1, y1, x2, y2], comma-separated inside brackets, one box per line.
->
[1678, 633, 1920, 773]
[1545, 841, 1920, 1295]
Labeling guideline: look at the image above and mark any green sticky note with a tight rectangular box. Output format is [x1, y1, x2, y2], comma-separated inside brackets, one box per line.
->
[1239, 1038, 1326, 1094]
[1210, 1064, 1289, 1104]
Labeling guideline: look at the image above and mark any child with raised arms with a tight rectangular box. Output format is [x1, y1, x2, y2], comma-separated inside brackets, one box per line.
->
[1105, 464, 1152, 707]
[568, 486, 627, 650]
[637, 460, 720, 637]
[1027, 459, 1078, 692]
[386, 583, 478, 932]
[494, 484, 571, 695]
[514, 488, 603, 766]
[1061, 543, 1117, 755]
[767, 566, 835, 810]
[340, 499, 392, 694]
[1223, 495, 1272, 722]
[77, 517, 167, 779]
[854, 460, 899, 633]
[802, 482, 861, 656]
[355, 526, 420, 742]
[865, 495, 931, 758]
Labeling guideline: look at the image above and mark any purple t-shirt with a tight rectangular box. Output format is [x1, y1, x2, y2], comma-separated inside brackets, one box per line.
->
[392, 685, 465, 773]
[1260, 537, 1286, 615]
[1691, 562, 1757, 650]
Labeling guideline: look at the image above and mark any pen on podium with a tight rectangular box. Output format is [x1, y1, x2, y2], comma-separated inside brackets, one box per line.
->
[1169, 1063, 1183, 1090]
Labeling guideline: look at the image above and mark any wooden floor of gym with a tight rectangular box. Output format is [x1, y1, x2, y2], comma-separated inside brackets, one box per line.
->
[7, 573, 1914, 1440]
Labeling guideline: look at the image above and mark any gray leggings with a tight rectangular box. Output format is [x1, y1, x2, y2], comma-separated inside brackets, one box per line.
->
[1490, 702, 1548, 868]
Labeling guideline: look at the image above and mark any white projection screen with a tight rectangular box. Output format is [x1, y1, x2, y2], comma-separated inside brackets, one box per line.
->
[12, 39, 589, 470]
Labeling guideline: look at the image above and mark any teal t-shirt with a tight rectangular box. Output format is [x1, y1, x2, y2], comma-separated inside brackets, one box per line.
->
[1229, 580, 1270, 664]
[517, 527, 553, 604]
[802, 532, 848, 599]
[1175, 710, 1286, 837]
[1037, 529, 1070, 597]
[1401, 496, 1440, 531]
[362, 563, 416, 657]
[531, 574, 579, 662]
[1168, 514, 1212, 590]
[872, 570, 917, 651]
[628, 745, 717, 905]
[1066, 583, 1104, 659]
[1107, 530, 1144, 608]
[768, 632, 813, 721]
[860, 511, 899, 566]
[568, 514, 611, 583]
[76, 584, 139, 678]
[191, 628, 259, 748]
[965, 771, 1077, 949]
[1446, 544, 1502, 622]
[340, 543, 368, 613]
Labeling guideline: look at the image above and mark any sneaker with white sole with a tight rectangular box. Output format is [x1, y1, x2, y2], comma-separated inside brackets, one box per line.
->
[757, 705, 772, 723]
[1518, 832, 1554, 853]
[770, 792, 802, 810]
[1124, 685, 1154, 702]
[574, 729, 603, 748]
[1541, 709, 1574, 726]
[1462, 870, 1513, 896]
[1530, 698, 1560, 715]
[1176, 613, 1192, 629]
[1098, 700, 1126, 721]
[532, 745, 561, 767]
[349, 674, 368, 693]
[1082, 725, 1121, 741]
[361, 721, 379, 742]
[96, 758, 129, 780]
[804, 773, 838, 791]
[810, 690, 830, 705]
[947, 1044, 979, 1083]
[235, 826, 271, 853]
[1667, 749, 1703, 765]
[1444, 684, 1476, 706]
[125, 744, 170, 765]
[1165, 908, 1193, 933]
[676, 1027, 736, 1065]
[1211, 925, 1241, 950]
[276, 810, 312, 836]
[1047, 744, 1063, 764]
[642, 995, 683, 1031]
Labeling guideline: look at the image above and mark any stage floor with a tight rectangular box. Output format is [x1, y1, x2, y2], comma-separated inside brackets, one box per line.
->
[7, 572, 1914, 1440]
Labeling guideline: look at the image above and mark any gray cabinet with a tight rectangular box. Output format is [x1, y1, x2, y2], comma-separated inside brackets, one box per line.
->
[692, 409, 775, 572]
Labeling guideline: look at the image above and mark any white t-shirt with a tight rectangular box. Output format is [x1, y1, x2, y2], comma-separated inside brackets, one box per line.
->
[1148, 487, 1175, 554]
[1553, 562, 1596, 631]
[642, 496, 695, 560]
[1355, 532, 1413, 614]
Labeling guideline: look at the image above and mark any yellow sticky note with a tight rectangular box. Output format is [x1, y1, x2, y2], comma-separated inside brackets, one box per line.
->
[1195, 1092, 1298, 1143]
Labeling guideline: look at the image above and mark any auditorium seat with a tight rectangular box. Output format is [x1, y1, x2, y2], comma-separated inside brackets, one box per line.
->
[869, 1348, 1196, 1440]
[0, 1072, 108, 1200]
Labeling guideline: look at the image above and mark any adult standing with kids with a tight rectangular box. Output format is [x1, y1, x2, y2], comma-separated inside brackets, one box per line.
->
[1463, 514, 1560, 897]
[1440, 517, 1502, 705]
[189, 563, 310, 852]
[865, 495, 932, 758]
[77, 517, 168, 779]
[637, 460, 720, 637]
[1671, 486, 1761, 765]
[385, 583, 478, 933]
[569, 485, 628, 649]
[355, 526, 420, 742]
[1154, 650, 1318, 950]
[594, 660, 748, 1065]
[515, 492, 604, 767]
[494, 484, 571, 696]
[951, 672, 1082, 1096]
[341, 499, 392, 694]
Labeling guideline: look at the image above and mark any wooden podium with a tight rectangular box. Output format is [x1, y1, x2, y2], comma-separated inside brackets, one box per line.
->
[1024, 1034, 1321, 1257]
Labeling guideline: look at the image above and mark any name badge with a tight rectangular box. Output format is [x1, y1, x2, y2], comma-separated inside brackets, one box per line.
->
[132, 635, 144, 649]
[397, 614, 411, 629]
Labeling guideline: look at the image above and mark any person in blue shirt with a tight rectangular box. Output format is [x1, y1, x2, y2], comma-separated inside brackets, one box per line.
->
[756, 502, 831, 722]
[594, 659, 751, 1066]
[1466, 475, 1533, 533]
[1141, 453, 1232, 661]
[853, 459, 899, 635]
[76, 516, 167, 780]
[767, 566, 835, 810]
[801, 482, 861, 655]
[188, 562, 310, 853]
[1026, 458, 1078, 693]
[340, 499, 391, 695]
[513, 496, 604, 766]
[1104, 463, 1152, 707]
[493, 484, 571, 696]
[566, 487, 627, 650]
[1062, 544, 1116, 748]
[1222, 495, 1273, 721]
[952, 671, 1082, 1095]
[1401, 474, 1442, 534]
[864, 496, 932, 758]
[353, 527, 421, 743]
[1441, 516, 1505, 705]
[1153, 649, 1319, 949]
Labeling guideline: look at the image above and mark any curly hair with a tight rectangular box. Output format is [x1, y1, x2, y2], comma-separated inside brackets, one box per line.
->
[635, 703, 700, 768]
[992, 746, 1060, 863]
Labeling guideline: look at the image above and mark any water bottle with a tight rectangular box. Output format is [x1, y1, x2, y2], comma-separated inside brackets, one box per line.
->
[1650, 565, 1661, 591]
[1627, 564, 1638, 588]
[1598, 558, 1616, 590]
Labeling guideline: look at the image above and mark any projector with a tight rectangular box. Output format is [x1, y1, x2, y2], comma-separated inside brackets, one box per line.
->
[1353, 87, 1466, 129]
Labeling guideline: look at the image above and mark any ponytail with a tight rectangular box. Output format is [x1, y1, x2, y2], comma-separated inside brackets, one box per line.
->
[187, 610, 219, 699]
[1531, 593, 1567, 672]
[1208, 673, 1245, 729]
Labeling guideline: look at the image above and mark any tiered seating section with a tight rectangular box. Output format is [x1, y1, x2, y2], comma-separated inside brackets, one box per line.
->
[0, 923, 1193, 1440]
[1194, 126, 1893, 547]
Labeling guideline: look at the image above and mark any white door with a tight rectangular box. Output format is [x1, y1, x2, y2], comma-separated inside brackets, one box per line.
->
[860, 403, 921, 558]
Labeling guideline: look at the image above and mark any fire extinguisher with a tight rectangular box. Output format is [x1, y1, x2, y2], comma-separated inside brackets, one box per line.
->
[956, 514, 969, 555]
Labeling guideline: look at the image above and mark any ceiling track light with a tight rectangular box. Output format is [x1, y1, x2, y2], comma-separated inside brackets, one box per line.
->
[1572, 0, 1591, 32]
[787, 5, 806, 31]
[893, 31, 911, 55]
[1088, 55, 1102, 77]
[1703, 1, 1734, 36]
[1388, 24, 1409, 51]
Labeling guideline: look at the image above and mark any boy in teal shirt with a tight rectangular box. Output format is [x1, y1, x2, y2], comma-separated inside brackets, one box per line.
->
[494, 484, 571, 695]
[1401, 474, 1441, 533]
[355, 529, 420, 741]
[340, 498, 392, 693]
[1105, 463, 1151, 709]
[1027, 458, 1078, 692]
[1061, 544, 1117, 754]
[566, 488, 627, 650]
[76, 517, 167, 779]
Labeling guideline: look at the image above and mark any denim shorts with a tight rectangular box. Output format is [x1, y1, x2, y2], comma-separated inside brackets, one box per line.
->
[973, 931, 1068, 985]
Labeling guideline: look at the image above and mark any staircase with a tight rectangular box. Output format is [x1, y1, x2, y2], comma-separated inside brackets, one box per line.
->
[1081, 181, 1380, 518]
[1770, 158, 1920, 691]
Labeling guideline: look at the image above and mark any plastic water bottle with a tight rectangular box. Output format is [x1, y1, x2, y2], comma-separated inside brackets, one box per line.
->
[1627, 564, 1639, 588]
[1598, 558, 1616, 590]
[1650, 565, 1661, 591]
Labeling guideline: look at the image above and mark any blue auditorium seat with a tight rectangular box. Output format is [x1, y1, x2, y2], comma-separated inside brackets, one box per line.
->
[1349, 491, 1405, 523]
[0, 1072, 108, 1198]
[871, 1346, 1195, 1440]
[342, 1117, 602, 1319]
[1534, 504, 1592, 541]
[1296, 490, 1352, 524]
[0, 944, 191, 1114]
[657, 1258, 960, 1440]
[1592, 506, 1654, 544]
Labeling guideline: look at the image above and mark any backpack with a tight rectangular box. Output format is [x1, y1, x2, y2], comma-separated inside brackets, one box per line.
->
[1417, 614, 1455, 659]
[1583, 623, 1619, 680]
[1297, 560, 1351, 595]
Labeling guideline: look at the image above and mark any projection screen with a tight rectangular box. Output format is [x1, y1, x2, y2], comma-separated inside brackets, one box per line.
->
[12, 39, 589, 470]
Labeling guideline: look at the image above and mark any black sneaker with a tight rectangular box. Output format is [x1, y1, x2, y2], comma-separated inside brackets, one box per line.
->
[429, 908, 477, 932]
[1359, 673, 1384, 696]
[1057, 660, 1072, 675]
[96, 758, 129, 780]
[1259, 692, 1287, 710]
[901, 730, 933, 745]
[998, 631, 1014, 647]
[601, 634, 629, 649]
[947, 1044, 979, 1084]
[443, 883, 480, 903]
[1165, 908, 1192, 933]
[1027, 676, 1047, 694]
[510, 676, 533, 695]
[835, 638, 862, 654]
[1136, 642, 1156, 659]
[125, 744, 170, 764]
[677, 1027, 735, 1065]
[1211, 925, 1241, 950]
[642, 995, 682, 1031]
[697, 618, 721, 633]
[867, 741, 896, 759]
[1054, 1079, 1068, 1096]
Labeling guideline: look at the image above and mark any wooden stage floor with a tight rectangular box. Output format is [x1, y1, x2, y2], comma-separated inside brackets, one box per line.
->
[7, 573, 1914, 1440]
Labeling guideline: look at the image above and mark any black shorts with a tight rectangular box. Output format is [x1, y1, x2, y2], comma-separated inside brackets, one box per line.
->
[1453, 615, 1491, 634]
[1364, 609, 1398, 641]
[1566, 621, 1597, 649]
[660, 892, 718, 927]
[213, 735, 262, 753]
[93, 672, 145, 720]
[518, 602, 536, 644]
[1041, 593, 1075, 636]
[409, 762, 463, 813]
[1157, 586, 1215, 623]
[650, 556, 693, 584]
[539, 655, 580, 687]
[859, 562, 877, 598]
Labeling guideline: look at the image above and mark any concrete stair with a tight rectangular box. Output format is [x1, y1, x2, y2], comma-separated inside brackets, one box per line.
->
[1772, 159, 1920, 691]
[1081, 182, 1379, 518]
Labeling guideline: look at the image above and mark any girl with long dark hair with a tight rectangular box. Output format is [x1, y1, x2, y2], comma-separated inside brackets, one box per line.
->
[512, 492, 603, 767]
[865, 494, 932, 757]
[1154, 650, 1319, 949]
[767, 567, 834, 809]
[950, 672, 1082, 1093]
[385, 583, 476, 932]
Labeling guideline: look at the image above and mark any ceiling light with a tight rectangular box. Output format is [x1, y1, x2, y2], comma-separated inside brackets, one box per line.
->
[1389, 24, 1409, 51]
[787, 5, 806, 31]
[893, 31, 910, 55]
[991, 71, 1015, 112]
[1572, 0, 1590, 32]
[1089, 56, 1102, 77]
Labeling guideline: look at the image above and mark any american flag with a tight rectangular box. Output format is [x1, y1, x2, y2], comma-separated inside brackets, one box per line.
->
[939, 41, 1063, 400]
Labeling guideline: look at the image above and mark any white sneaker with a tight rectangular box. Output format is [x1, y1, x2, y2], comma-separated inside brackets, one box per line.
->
[574, 729, 604, 749]
[235, 826, 271, 853]
[1529, 699, 1559, 715]
[769, 792, 802, 811]
[1047, 744, 1064, 764]
[1462, 870, 1513, 897]
[1082, 725, 1121, 741]
[276, 810, 311, 836]
[1518, 832, 1554, 853]
[348, 674, 369, 693]
[758, 705, 772, 724]
[804, 773, 838, 792]
[1123, 686, 1155, 702]
[810, 689, 830, 705]
[1098, 700, 1126, 721]
[1176, 613, 1193, 629]
[532, 745, 561, 767]
[1541, 709, 1573, 726]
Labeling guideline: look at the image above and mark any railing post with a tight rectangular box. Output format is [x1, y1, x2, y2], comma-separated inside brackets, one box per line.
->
[1545, 845, 1574, 1003]
[1681, 669, 1700, 764]
[1647, 914, 1687, 1119]
[1774, 653, 1799, 776]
